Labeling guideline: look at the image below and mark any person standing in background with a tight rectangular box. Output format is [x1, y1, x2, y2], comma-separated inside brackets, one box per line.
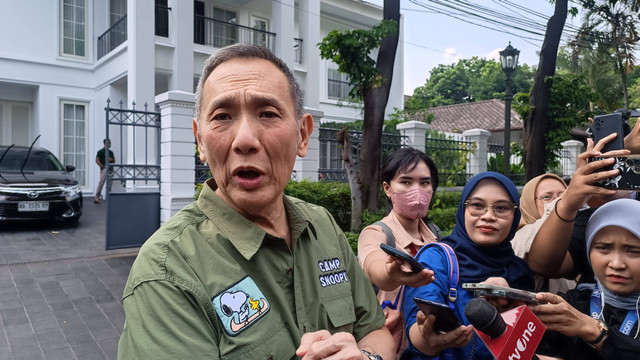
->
[94, 139, 114, 204]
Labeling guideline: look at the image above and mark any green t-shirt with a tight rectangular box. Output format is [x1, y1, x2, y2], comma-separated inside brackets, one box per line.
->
[95, 148, 114, 169]
[117, 180, 385, 359]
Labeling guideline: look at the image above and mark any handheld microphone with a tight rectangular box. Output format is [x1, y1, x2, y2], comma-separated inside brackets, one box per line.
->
[464, 298, 545, 360]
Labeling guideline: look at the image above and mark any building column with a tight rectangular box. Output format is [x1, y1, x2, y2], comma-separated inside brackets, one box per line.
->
[294, 108, 323, 181]
[298, 0, 321, 108]
[463, 129, 491, 176]
[171, 0, 194, 92]
[561, 140, 584, 176]
[127, 0, 155, 106]
[397, 121, 429, 150]
[271, 0, 294, 64]
[156, 91, 196, 224]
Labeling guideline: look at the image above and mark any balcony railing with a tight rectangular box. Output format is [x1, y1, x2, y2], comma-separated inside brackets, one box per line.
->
[98, 15, 127, 59]
[194, 15, 275, 52]
[155, 4, 171, 37]
[294, 38, 303, 64]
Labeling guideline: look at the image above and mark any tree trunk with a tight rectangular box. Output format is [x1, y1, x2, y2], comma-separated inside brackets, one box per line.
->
[338, 128, 363, 231]
[358, 0, 400, 212]
[524, 0, 568, 181]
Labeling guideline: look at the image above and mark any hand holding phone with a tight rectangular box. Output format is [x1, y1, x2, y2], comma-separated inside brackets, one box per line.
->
[461, 283, 543, 305]
[379, 243, 424, 273]
[413, 297, 461, 334]
[593, 113, 625, 153]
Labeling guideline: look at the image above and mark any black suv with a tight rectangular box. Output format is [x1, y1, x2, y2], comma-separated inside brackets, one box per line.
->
[0, 145, 83, 222]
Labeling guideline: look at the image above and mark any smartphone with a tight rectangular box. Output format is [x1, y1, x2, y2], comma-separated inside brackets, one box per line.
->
[591, 155, 640, 190]
[379, 243, 424, 273]
[593, 113, 625, 153]
[461, 283, 543, 305]
[413, 297, 461, 333]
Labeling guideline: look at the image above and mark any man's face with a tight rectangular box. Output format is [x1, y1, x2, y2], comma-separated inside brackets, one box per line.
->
[193, 58, 312, 216]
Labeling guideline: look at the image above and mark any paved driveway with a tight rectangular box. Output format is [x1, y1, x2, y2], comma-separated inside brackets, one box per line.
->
[0, 200, 139, 360]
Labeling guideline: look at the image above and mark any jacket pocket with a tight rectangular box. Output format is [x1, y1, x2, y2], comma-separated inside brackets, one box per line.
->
[324, 294, 357, 331]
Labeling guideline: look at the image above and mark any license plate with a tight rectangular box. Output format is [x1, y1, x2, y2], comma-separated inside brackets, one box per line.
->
[18, 201, 49, 212]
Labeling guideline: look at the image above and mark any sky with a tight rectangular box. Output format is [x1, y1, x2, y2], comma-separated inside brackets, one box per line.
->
[364, 0, 584, 95]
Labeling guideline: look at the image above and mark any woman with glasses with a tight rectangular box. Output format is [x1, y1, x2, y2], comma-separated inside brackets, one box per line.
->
[512, 174, 576, 293]
[358, 148, 438, 358]
[402, 172, 534, 360]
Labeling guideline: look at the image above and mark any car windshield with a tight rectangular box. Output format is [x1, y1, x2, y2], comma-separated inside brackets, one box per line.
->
[0, 149, 64, 171]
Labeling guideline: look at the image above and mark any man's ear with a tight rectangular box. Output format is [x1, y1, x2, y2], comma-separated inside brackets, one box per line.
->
[297, 113, 314, 158]
[193, 118, 207, 163]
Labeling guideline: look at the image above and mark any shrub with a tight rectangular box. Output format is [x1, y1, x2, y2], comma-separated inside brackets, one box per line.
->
[428, 207, 458, 235]
[344, 232, 359, 255]
[284, 180, 352, 231]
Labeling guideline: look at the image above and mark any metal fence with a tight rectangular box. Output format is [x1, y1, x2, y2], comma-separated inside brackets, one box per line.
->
[317, 127, 406, 182]
[98, 15, 127, 59]
[194, 15, 275, 51]
[424, 132, 474, 186]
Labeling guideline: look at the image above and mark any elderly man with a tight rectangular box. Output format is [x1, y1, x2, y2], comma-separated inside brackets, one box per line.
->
[117, 44, 393, 360]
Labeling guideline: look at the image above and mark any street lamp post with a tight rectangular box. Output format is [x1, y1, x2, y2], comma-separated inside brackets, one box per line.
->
[499, 42, 519, 179]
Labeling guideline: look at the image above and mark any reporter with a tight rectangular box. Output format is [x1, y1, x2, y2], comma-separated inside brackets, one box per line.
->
[532, 198, 640, 360]
[402, 172, 534, 359]
[358, 148, 437, 357]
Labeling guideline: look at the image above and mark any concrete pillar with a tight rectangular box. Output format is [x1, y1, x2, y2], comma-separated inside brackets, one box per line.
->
[397, 121, 429, 150]
[293, 107, 323, 181]
[561, 140, 584, 176]
[463, 129, 491, 176]
[127, 0, 156, 185]
[298, 0, 321, 108]
[156, 91, 196, 224]
[171, 0, 194, 92]
[272, 0, 294, 65]
[127, 0, 155, 106]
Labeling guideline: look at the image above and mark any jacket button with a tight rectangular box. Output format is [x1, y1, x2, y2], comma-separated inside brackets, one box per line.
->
[267, 356, 273, 360]
[286, 267, 293, 275]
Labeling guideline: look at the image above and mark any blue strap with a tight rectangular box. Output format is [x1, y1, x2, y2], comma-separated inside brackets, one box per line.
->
[590, 288, 638, 336]
[422, 243, 459, 307]
[381, 285, 404, 311]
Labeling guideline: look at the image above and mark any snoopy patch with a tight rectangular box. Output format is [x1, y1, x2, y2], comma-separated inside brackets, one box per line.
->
[213, 276, 270, 336]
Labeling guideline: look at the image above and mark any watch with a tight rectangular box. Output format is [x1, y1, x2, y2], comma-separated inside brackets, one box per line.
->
[361, 349, 383, 360]
[586, 319, 609, 346]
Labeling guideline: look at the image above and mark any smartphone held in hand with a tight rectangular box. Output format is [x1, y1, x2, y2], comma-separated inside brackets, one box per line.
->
[413, 297, 461, 334]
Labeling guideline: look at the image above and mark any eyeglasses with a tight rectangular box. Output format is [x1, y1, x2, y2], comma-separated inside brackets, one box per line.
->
[464, 200, 517, 219]
[535, 192, 564, 203]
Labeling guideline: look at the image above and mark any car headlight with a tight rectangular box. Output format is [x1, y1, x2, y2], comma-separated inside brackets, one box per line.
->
[62, 185, 81, 200]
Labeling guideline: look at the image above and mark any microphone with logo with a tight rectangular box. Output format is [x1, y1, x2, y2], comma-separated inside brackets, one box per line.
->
[464, 298, 545, 360]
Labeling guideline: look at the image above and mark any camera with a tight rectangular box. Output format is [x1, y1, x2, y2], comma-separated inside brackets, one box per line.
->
[591, 155, 640, 190]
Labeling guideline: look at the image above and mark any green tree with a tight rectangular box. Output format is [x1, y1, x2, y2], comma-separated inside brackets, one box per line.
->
[515, 72, 596, 171]
[318, 0, 400, 231]
[405, 57, 534, 111]
[578, 0, 640, 109]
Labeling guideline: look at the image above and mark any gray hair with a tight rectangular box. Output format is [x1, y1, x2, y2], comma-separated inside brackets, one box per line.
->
[194, 44, 304, 123]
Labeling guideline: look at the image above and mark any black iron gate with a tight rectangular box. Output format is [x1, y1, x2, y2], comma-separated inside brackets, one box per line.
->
[104, 100, 161, 250]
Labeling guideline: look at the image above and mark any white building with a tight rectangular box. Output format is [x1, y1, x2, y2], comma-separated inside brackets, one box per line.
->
[0, 0, 404, 196]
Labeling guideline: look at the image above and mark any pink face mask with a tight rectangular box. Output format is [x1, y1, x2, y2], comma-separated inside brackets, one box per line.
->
[390, 188, 433, 220]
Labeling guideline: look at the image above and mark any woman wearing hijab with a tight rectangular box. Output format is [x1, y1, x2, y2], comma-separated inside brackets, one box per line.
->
[532, 198, 640, 360]
[512, 174, 577, 292]
[402, 172, 534, 359]
[358, 148, 438, 357]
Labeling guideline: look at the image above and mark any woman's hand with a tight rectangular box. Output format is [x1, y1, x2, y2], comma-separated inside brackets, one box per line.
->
[410, 310, 473, 356]
[385, 255, 435, 288]
[559, 132, 626, 213]
[530, 292, 601, 340]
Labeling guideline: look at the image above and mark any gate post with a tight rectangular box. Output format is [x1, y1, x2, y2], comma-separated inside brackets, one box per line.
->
[561, 140, 583, 176]
[397, 120, 429, 150]
[156, 90, 196, 224]
[463, 128, 491, 176]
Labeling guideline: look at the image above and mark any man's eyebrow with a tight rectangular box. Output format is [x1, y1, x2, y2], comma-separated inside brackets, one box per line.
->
[204, 93, 285, 116]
